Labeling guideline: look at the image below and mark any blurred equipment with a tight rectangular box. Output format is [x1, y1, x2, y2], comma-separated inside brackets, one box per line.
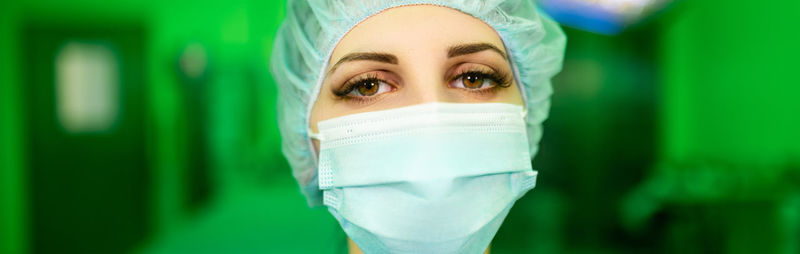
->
[539, 0, 673, 34]
[178, 43, 209, 82]
[175, 42, 214, 211]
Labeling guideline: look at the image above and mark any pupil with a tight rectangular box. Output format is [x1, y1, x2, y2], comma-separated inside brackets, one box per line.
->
[357, 80, 379, 95]
[464, 74, 483, 88]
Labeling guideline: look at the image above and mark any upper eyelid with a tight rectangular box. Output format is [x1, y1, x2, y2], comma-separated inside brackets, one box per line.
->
[448, 64, 500, 78]
[333, 61, 506, 88]
[449, 64, 512, 86]
[346, 71, 392, 84]
[344, 75, 383, 88]
[450, 71, 503, 85]
[328, 71, 381, 91]
[342, 67, 496, 87]
[327, 52, 398, 77]
[334, 71, 395, 95]
[334, 69, 507, 98]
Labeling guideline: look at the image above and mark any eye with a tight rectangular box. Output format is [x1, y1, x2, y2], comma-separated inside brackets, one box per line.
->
[337, 77, 394, 98]
[450, 71, 501, 90]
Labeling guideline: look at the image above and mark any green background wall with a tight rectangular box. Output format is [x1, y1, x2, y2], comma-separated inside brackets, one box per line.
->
[1, 0, 798, 253]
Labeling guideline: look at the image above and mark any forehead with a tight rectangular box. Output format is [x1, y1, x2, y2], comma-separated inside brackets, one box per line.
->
[329, 5, 507, 63]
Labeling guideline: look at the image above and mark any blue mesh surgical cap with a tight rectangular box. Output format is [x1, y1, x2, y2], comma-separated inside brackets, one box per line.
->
[270, 0, 566, 206]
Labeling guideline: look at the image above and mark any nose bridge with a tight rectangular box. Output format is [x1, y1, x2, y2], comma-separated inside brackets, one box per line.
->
[405, 63, 450, 104]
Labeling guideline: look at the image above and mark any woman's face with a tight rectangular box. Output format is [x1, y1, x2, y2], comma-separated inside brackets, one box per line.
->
[310, 5, 523, 140]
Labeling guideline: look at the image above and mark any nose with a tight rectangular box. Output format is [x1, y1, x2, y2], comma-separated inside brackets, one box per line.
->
[404, 68, 461, 105]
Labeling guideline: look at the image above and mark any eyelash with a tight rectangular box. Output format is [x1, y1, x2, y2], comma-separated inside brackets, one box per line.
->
[333, 73, 384, 97]
[333, 68, 512, 102]
[449, 68, 512, 90]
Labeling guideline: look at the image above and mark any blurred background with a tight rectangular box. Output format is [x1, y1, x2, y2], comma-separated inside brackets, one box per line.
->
[0, 0, 798, 253]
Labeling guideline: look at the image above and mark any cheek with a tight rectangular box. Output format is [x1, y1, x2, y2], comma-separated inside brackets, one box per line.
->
[309, 107, 322, 134]
[506, 82, 525, 106]
[312, 139, 320, 155]
[308, 85, 335, 134]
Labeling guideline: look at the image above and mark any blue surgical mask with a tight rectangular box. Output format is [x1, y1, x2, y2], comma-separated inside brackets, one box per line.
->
[311, 102, 538, 253]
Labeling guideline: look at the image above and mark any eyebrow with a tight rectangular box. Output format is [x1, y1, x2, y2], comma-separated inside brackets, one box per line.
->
[326, 42, 506, 76]
[447, 42, 507, 60]
[327, 52, 398, 76]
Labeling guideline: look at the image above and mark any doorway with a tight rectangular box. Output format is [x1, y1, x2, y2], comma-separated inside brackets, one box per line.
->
[23, 23, 149, 254]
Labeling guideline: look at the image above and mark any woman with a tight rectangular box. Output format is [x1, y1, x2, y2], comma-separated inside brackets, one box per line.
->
[270, 0, 565, 253]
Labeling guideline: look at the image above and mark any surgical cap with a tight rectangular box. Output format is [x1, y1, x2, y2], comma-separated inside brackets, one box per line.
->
[270, 0, 566, 206]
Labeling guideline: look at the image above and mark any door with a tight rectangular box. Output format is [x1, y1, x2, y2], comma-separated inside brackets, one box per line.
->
[23, 23, 149, 254]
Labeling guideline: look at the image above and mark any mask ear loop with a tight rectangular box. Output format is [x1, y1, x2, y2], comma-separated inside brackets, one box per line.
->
[308, 129, 324, 141]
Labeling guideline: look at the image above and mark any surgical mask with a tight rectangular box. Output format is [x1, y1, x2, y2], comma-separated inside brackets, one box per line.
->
[310, 102, 538, 253]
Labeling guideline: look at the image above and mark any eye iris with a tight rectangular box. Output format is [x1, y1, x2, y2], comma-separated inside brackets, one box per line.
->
[463, 74, 484, 89]
[357, 81, 379, 96]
